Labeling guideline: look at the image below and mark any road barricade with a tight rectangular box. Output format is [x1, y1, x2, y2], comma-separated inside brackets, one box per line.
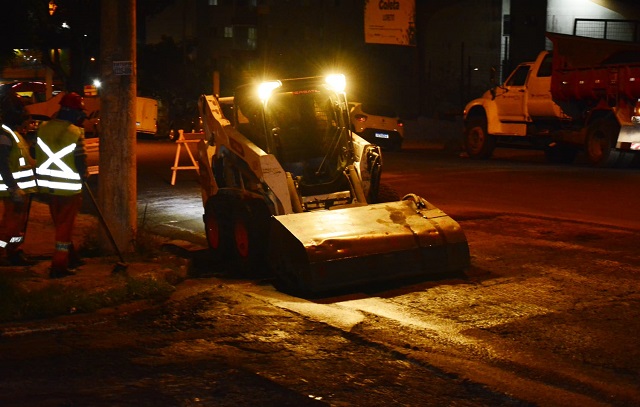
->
[171, 130, 203, 185]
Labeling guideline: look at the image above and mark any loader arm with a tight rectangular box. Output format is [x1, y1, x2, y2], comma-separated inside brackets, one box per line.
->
[199, 95, 293, 214]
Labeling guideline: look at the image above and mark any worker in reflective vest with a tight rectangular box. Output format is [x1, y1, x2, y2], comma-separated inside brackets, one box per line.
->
[0, 86, 37, 266]
[35, 92, 88, 278]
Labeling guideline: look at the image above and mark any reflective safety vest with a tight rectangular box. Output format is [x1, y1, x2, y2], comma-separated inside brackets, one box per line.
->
[35, 120, 83, 195]
[0, 124, 37, 198]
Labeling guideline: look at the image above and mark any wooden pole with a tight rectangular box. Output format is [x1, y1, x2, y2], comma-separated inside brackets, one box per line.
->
[98, 0, 137, 254]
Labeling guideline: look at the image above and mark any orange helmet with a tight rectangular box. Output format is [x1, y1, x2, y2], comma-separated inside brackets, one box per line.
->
[59, 92, 85, 110]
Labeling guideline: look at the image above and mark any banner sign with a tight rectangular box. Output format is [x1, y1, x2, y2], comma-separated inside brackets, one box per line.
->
[364, 0, 416, 46]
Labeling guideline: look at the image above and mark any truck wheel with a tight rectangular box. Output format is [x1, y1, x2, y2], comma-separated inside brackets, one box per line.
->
[617, 151, 635, 168]
[203, 196, 233, 262]
[464, 117, 496, 159]
[585, 119, 620, 167]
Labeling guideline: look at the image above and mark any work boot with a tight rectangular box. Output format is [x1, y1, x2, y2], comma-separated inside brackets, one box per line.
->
[7, 250, 37, 266]
[49, 268, 77, 279]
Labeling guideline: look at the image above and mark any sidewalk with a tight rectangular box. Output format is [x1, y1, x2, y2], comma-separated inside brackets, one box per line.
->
[0, 199, 191, 322]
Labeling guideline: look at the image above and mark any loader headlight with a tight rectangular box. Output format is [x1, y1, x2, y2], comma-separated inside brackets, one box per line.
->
[325, 74, 346, 92]
[258, 80, 282, 102]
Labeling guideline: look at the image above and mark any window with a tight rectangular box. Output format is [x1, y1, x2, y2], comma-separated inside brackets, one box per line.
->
[248, 27, 257, 49]
[224, 26, 233, 38]
[506, 65, 530, 87]
[537, 54, 553, 78]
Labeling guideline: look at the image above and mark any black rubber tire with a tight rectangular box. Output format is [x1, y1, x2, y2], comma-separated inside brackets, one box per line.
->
[374, 182, 401, 203]
[617, 151, 635, 168]
[464, 117, 496, 159]
[230, 200, 271, 276]
[203, 195, 234, 262]
[387, 139, 403, 152]
[585, 119, 620, 167]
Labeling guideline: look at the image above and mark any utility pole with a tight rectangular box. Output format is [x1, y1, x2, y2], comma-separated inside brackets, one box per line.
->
[99, 0, 137, 254]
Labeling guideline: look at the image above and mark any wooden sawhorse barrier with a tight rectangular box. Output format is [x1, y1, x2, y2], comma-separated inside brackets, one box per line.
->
[171, 130, 203, 185]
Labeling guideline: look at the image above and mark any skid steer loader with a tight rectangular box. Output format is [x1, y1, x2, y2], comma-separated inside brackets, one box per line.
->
[197, 74, 469, 293]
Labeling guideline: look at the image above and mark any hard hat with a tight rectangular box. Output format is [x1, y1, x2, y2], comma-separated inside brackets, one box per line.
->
[59, 92, 85, 110]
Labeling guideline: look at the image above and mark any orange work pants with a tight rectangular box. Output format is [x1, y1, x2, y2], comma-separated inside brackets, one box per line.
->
[0, 195, 31, 256]
[49, 194, 82, 271]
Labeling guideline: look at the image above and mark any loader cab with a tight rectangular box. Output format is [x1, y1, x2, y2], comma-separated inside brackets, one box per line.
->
[265, 80, 350, 185]
[236, 75, 352, 190]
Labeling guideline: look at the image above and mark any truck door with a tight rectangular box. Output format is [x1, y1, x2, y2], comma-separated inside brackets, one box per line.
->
[495, 64, 530, 122]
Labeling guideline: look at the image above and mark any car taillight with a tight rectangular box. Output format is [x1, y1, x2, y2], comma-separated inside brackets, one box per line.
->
[354, 114, 367, 122]
[397, 119, 404, 127]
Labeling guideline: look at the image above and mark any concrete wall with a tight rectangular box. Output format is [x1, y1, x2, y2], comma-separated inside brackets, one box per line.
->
[418, 0, 503, 118]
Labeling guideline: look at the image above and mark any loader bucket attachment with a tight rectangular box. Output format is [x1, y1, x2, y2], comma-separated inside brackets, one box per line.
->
[268, 197, 470, 294]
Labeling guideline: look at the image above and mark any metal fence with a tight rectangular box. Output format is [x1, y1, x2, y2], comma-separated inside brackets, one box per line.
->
[574, 19, 639, 42]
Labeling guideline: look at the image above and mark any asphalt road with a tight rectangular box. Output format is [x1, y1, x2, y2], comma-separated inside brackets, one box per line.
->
[383, 143, 640, 231]
[133, 139, 640, 406]
[2, 209, 638, 406]
[2, 137, 639, 406]
[134, 138, 640, 243]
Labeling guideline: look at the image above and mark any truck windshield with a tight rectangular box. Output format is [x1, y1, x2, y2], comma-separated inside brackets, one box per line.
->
[506, 65, 530, 86]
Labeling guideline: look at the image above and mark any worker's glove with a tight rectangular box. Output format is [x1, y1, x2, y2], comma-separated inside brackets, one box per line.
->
[8, 187, 26, 204]
[76, 160, 89, 182]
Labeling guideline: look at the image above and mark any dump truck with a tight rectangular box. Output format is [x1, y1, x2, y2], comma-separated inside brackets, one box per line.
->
[197, 74, 469, 294]
[463, 32, 640, 167]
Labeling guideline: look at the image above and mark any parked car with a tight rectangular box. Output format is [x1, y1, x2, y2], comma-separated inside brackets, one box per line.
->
[168, 114, 203, 141]
[349, 102, 404, 151]
[164, 99, 204, 141]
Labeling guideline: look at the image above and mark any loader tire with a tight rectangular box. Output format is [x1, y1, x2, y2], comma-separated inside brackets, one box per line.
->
[374, 182, 401, 203]
[464, 117, 495, 159]
[231, 200, 271, 277]
[203, 196, 234, 262]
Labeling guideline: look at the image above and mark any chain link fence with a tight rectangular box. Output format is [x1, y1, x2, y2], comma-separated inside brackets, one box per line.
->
[574, 19, 639, 42]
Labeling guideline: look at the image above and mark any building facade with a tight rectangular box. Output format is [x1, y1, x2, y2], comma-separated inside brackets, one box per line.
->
[143, 0, 640, 118]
